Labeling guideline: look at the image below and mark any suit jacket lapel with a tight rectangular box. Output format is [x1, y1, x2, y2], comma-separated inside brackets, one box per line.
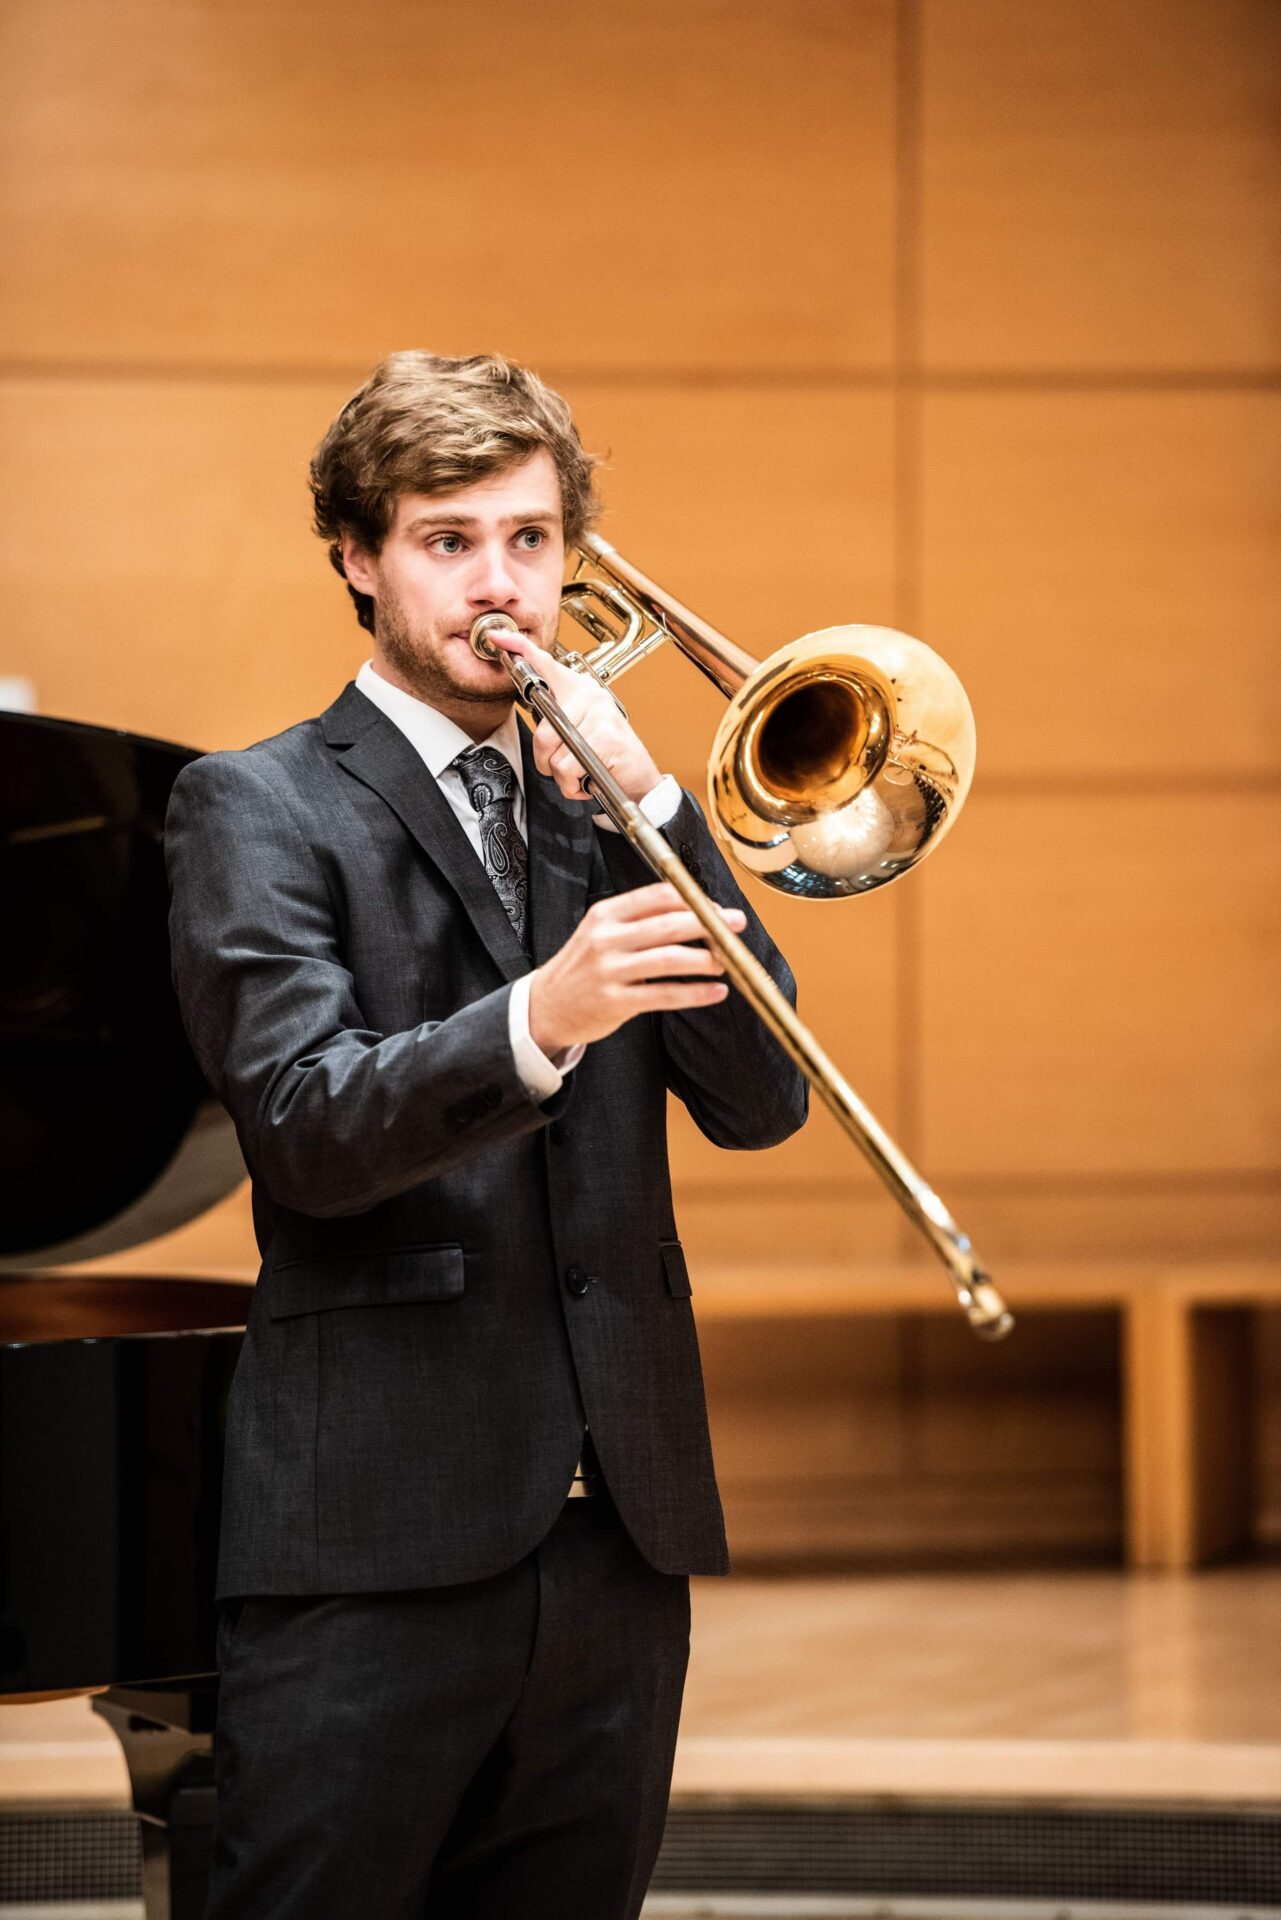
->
[519, 723, 595, 968]
[322, 683, 530, 985]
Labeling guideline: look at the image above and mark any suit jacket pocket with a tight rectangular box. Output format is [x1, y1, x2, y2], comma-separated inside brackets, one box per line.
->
[661, 1239, 692, 1298]
[266, 1244, 465, 1318]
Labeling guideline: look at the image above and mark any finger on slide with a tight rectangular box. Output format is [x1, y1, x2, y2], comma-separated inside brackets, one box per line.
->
[607, 883, 744, 925]
[603, 882, 685, 920]
[533, 724, 574, 770]
[632, 982, 730, 1012]
[618, 945, 726, 980]
[611, 906, 744, 950]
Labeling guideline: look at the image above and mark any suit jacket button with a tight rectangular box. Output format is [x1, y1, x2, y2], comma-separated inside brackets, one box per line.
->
[679, 840, 703, 881]
[564, 1265, 590, 1297]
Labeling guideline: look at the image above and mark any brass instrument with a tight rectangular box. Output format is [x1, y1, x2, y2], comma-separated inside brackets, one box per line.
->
[471, 534, 1011, 1340]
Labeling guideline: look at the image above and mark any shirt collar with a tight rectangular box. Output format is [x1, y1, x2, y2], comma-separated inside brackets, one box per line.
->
[355, 659, 525, 790]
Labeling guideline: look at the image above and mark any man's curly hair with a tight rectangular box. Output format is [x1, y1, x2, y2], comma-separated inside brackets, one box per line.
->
[310, 351, 600, 634]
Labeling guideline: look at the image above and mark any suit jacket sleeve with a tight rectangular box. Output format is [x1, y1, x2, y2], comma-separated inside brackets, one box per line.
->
[596, 788, 810, 1150]
[166, 751, 567, 1220]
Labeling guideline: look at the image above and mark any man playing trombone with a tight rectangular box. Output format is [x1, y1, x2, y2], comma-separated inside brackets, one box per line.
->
[166, 349, 807, 1918]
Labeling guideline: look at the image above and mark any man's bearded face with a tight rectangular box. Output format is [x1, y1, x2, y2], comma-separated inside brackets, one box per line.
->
[345, 448, 566, 717]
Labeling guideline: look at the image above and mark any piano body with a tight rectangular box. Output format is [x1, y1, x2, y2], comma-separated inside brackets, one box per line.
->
[1, 710, 251, 1918]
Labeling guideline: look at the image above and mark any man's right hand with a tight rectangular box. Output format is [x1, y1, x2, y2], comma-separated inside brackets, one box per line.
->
[527, 882, 748, 1055]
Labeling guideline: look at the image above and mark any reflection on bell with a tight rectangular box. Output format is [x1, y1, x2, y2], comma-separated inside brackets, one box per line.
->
[789, 787, 899, 882]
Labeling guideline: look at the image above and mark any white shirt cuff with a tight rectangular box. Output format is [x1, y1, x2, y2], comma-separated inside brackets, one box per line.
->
[593, 773, 683, 834]
[508, 970, 584, 1100]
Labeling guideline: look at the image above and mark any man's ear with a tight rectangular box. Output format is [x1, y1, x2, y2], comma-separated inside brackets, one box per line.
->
[340, 532, 378, 598]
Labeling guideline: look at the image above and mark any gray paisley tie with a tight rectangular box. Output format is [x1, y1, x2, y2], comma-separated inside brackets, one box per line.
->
[452, 745, 529, 947]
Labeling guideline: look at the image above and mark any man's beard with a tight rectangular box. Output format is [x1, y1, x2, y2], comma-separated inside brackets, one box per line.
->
[376, 589, 553, 711]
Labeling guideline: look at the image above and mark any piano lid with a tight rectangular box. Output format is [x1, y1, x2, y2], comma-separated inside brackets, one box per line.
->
[0, 711, 245, 1267]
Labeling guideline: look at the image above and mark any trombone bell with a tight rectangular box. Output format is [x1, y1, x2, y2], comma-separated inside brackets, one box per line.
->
[712, 626, 975, 897]
[561, 537, 976, 900]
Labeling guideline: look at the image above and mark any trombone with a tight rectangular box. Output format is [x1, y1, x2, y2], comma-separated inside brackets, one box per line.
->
[472, 534, 1012, 1340]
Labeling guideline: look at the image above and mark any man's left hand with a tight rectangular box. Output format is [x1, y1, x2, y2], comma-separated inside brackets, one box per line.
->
[488, 630, 662, 806]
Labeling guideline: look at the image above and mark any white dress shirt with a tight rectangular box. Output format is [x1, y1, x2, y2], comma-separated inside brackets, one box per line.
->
[353, 658, 681, 1100]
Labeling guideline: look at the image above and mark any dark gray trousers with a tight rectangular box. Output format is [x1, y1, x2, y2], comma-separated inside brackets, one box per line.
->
[204, 1497, 691, 1919]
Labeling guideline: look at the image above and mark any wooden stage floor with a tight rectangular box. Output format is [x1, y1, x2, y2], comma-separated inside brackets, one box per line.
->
[675, 1564, 1281, 1804]
[4, 1565, 1280, 1809]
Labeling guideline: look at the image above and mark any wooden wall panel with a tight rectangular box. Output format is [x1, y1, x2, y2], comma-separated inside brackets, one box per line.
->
[918, 392, 1281, 782]
[0, 376, 357, 747]
[917, 1177, 1281, 1265]
[571, 388, 900, 648]
[0, 0, 896, 375]
[670, 1184, 900, 1270]
[565, 384, 900, 779]
[919, 0, 1281, 371]
[918, 792, 1281, 1183]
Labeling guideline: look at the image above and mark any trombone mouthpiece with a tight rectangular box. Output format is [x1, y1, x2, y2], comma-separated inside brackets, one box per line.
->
[469, 612, 520, 660]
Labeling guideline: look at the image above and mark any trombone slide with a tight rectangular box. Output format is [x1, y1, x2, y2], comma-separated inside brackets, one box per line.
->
[471, 613, 1013, 1341]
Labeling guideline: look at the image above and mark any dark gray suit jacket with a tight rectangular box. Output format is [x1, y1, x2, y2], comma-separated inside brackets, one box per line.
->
[166, 681, 807, 1599]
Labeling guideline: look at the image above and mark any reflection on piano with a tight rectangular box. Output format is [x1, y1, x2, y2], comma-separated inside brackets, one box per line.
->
[1, 711, 250, 1918]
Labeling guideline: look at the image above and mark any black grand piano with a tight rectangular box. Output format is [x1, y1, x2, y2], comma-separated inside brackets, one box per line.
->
[1, 710, 251, 1917]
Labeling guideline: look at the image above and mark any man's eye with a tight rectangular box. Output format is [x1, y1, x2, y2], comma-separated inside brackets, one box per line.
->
[516, 528, 546, 549]
[431, 533, 465, 555]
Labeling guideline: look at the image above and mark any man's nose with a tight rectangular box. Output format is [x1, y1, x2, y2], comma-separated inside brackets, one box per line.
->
[468, 542, 520, 606]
